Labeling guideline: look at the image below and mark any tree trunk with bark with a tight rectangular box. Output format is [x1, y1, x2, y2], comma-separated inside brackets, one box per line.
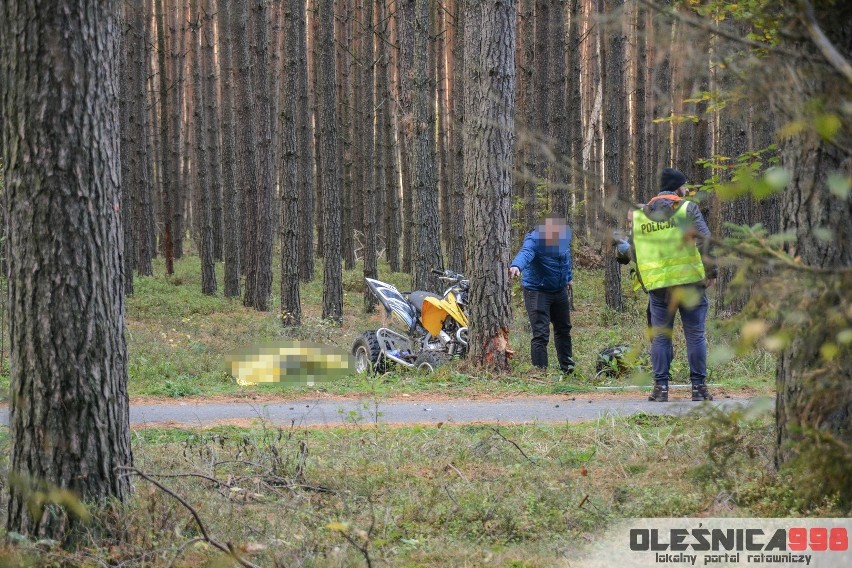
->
[772, 2, 852, 504]
[233, 0, 259, 300]
[412, 0, 442, 291]
[448, 0, 466, 272]
[463, 0, 516, 371]
[567, 0, 583, 226]
[281, 0, 302, 326]
[169, 0, 187, 259]
[218, 0, 241, 297]
[204, 0, 224, 262]
[132, 0, 154, 277]
[600, 0, 625, 312]
[191, 0, 216, 295]
[243, 0, 274, 311]
[436, 3, 451, 251]
[318, 0, 344, 322]
[341, 0, 356, 270]
[155, 0, 175, 274]
[548, 0, 569, 217]
[380, 0, 401, 272]
[362, 0, 378, 313]
[715, 91, 750, 318]
[531, 0, 550, 220]
[519, 0, 536, 231]
[297, 0, 316, 281]
[120, 3, 136, 295]
[1, 0, 133, 537]
[398, 0, 415, 273]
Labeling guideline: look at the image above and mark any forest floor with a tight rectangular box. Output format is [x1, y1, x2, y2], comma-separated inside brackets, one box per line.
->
[0, 253, 775, 401]
[2, 410, 841, 567]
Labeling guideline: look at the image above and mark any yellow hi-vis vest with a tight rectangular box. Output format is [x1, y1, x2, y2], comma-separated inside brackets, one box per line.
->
[632, 203, 705, 291]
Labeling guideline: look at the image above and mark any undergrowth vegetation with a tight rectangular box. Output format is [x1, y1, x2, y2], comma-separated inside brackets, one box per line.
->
[49, 255, 777, 400]
[0, 408, 844, 566]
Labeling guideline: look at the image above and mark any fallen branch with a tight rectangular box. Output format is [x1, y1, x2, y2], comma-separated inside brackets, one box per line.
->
[117, 467, 260, 568]
[488, 426, 538, 465]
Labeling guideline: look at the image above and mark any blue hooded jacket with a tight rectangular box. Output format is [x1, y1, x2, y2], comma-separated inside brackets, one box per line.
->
[511, 227, 573, 292]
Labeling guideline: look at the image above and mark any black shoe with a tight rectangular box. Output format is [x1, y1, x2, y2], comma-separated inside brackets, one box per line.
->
[649, 383, 669, 402]
[692, 383, 713, 401]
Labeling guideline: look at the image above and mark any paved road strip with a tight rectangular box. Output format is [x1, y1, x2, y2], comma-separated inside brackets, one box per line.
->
[0, 397, 762, 428]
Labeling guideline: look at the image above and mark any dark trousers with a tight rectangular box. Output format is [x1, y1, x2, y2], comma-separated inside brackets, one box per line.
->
[647, 286, 709, 383]
[523, 288, 574, 372]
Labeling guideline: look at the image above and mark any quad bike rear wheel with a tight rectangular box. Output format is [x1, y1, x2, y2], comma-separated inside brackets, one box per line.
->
[414, 351, 449, 373]
[352, 331, 387, 374]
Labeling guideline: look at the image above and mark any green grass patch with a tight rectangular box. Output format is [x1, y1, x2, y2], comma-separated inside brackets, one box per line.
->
[0, 251, 775, 400]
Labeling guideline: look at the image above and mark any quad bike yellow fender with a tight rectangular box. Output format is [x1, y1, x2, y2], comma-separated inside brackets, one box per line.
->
[421, 293, 468, 336]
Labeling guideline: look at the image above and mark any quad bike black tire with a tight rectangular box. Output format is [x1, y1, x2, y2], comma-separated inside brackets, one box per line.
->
[414, 351, 449, 373]
[352, 331, 388, 374]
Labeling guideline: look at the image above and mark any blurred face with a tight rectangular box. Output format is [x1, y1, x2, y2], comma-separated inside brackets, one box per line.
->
[540, 217, 567, 246]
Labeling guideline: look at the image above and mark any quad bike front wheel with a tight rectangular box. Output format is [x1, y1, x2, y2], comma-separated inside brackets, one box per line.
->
[352, 331, 387, 374]
[414, 351, 449, 373]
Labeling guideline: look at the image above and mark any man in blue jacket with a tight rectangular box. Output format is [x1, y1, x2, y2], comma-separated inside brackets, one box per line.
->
[509, 215, 575, 374]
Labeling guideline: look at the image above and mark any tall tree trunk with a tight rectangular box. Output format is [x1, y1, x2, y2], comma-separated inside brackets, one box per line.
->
[398, 0, 415, 273]
[548, 0, 569, 217]
[218, 0, 241, 297]
[649, 15, 673, 198]
[144, 0, 159, 262]
[773, 3, 852, 499]
[412, 0, 442, 291]
[243, 0, 274, 311]
[2, 0, 132, 537]
[436, 2, 451, 251]
[191, 0, 216, 295]
[448, 0, 466, 272]
[567, 0, 583, 228]
[341, 0, 356, 270]
[531, 0, 550, 219]
[133, 0, 154, 277]
[297, 0, 316, 280]
[363, 0, 378, 312]
[600, 0, 624, 312]
[714, 85, 750, 317]
[170, 0, 187, 259]
[281, 0, 302, 326]
[633, 2, 647, 202]
[120, 3, 136, 295]
[233, 0, 259, 301]
[519, 0, 536, 231]
[204, 0, 224, 262]
[318, 0, 344, 322]
[381, 0, 401, 272]
[155, 0, 175, 274]
[311, 3, 324, 261]
[464, 0, 516, 370]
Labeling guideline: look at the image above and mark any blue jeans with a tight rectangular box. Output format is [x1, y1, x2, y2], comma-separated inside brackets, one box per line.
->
[647, 286, 708, 383]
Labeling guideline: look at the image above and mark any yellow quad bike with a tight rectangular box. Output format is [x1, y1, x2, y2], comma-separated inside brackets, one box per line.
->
[351, 268, 469, 373]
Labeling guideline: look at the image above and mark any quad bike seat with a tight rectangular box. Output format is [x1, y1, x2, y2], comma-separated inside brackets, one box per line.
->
[408, 291, 441, 317]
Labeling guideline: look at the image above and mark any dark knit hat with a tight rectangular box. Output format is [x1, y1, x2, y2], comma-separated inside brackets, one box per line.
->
[660, 168, 688, 193]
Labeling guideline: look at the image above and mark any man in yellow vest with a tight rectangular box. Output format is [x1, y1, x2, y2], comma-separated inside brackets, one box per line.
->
[616, 168, 716, 402]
